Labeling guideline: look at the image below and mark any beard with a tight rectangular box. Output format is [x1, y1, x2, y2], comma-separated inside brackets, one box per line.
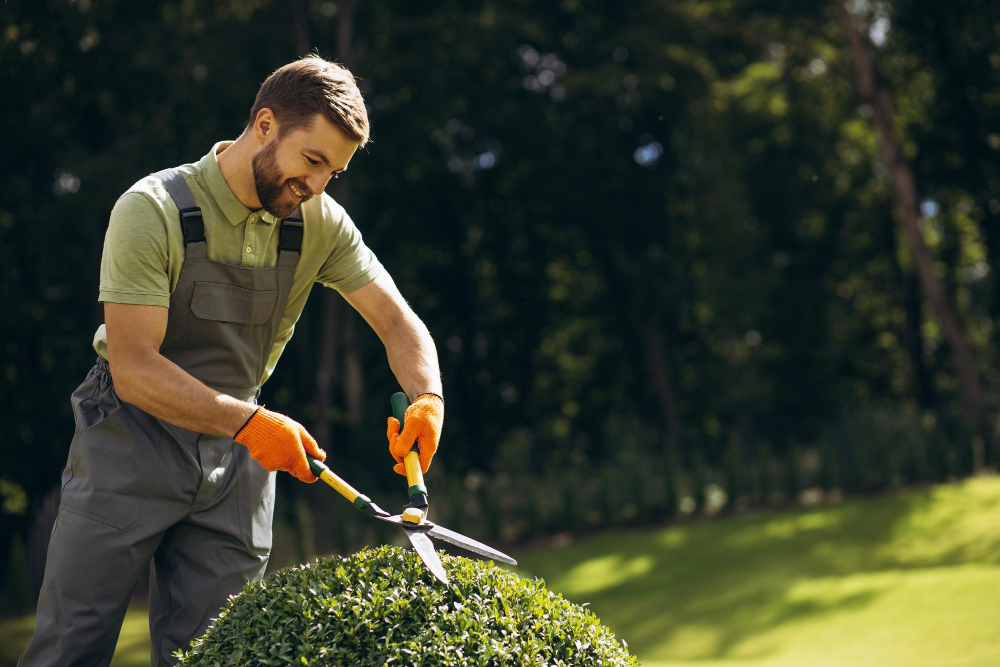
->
[251, 139, 311, 219]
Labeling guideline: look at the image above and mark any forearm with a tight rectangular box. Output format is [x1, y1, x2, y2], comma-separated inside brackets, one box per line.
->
[109, 351, 257, 437]
[381, 311, 443, 401]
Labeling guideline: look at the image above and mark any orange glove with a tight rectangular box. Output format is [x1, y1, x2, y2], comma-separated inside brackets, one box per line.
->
[234, 407, 326, 483]
[387, 393, 444, 475]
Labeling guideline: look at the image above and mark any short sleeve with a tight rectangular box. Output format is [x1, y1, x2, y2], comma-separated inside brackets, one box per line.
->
[316, 205, 384, 294]
[99, 192, 171, 306]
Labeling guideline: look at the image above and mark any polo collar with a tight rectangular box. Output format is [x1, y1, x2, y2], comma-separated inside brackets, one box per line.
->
[200, 141, 278, 226]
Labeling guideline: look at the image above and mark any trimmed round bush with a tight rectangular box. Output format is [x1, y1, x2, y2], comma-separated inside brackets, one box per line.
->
[176, 545, 637, 666]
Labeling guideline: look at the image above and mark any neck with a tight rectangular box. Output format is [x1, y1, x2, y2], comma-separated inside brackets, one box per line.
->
[216, 134, 263, 210]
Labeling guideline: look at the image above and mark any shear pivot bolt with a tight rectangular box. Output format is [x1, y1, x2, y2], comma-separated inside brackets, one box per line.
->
[402, 508, 425, 524]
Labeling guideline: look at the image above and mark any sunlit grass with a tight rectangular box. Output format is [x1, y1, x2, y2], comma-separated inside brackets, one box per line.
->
[0, 604, 150, 667]
[515, 476, 1000, 667]
[2, 477, 998, 666]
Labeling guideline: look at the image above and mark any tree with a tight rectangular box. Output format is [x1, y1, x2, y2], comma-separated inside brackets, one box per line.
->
[832, 0, 991, 454]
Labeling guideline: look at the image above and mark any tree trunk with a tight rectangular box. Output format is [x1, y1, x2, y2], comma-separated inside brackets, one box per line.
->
[887, 211, 936, 410]
[341, 299, 363, 426]
[313, 0, 362, 451]
[313, 291, 340, 449]
[833, 0, 991, 455]
[339, 0, 356, 65]
[291, 0, 310, 56]
[333, 0, 364, 431]
[641, 317, 684, 466]
[925, 6, 1000, 324]
[284, 0, 318, 565]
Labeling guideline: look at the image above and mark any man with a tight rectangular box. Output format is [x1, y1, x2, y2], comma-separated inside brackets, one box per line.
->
[19, 55, 444, 666]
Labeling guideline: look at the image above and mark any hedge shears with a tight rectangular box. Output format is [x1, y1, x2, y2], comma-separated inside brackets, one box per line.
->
[307, 392, 516, 584]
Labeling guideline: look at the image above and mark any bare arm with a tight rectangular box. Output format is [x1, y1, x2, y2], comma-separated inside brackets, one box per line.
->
[341, 272, 442, 400]
[104, 302, 257, 436]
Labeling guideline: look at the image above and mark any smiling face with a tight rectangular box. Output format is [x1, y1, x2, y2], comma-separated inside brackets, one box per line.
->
[251, 112, 359, 218]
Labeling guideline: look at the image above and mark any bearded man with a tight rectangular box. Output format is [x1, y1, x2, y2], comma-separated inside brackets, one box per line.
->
[19, 55, 444, 666]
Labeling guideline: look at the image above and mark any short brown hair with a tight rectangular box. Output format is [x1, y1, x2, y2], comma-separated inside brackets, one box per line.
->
[249, 55, 369, 147]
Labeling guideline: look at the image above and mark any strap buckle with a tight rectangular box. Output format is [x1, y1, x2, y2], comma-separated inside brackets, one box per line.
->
[179, 207, 205, 245]
[279, 218, 304, 253]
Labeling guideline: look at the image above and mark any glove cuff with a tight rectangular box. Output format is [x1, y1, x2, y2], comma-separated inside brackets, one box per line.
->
[234, 407, 262, 439]
[416, 392, 444, 405]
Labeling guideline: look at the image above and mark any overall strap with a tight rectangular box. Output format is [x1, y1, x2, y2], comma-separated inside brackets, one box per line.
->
[277, 206, 303, 269]
[153, 167, 206, 260]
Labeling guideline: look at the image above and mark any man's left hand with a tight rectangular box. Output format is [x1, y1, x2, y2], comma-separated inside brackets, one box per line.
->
[387, 393, 444, 475]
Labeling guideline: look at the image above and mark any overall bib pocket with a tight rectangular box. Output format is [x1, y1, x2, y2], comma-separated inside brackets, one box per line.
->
[191, 282, 277, 324]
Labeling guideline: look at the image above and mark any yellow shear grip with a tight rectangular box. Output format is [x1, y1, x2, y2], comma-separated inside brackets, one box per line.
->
[404, 449, 424, 494]
[318, 469, 365, 503]
[309, 456, 363, 504]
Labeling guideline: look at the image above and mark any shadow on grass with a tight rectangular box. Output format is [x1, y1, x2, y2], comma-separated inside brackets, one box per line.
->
[515, 478, 1000, 663]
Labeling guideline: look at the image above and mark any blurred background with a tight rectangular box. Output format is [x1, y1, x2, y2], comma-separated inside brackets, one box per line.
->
[2, 1, 999, 665]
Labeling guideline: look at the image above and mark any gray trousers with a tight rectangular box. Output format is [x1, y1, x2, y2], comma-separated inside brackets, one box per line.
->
[20, 361, 275, 666]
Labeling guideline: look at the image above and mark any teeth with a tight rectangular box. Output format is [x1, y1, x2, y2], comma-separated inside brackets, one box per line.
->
[290, 183, 304, 197]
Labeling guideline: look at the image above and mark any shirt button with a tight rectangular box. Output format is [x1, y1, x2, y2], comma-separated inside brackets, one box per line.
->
[246, 246, 253, 253]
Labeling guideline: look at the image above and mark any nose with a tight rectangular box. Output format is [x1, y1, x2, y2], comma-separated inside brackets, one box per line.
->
[304, 175, 326, 195]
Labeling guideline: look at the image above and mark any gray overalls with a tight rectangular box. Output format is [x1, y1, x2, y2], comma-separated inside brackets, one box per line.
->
[20, 168, 304, 666]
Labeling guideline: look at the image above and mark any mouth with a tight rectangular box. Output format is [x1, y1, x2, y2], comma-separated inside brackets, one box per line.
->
[288, 182, 306, 199]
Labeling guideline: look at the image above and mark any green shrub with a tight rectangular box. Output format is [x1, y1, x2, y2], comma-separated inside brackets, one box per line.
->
[661, 454, 679, 519]
[522, 483, 543, 540]
[690, 450, 709, 513]
[724, 440, 743, 511]
[627, 465, 649, 524]
[752, 443, 774, 505]
[479, 482, 503, 542]
[819, 435, 839, 492]
[2, 533, 30, 611]
[783, 446, 801, 503]
[598, 469, 618, 526]
[176, 545, 637, 666]
[560, 475, 582, 532]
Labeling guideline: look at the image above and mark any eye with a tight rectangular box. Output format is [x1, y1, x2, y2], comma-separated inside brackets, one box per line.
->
[304, 155, 319, 166]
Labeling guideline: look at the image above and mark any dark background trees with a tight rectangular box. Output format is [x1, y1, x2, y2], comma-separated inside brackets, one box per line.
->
[2, 0, 998, 608]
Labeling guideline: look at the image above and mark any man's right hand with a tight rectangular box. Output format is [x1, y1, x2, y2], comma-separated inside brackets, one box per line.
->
[234, 408, 327, 483]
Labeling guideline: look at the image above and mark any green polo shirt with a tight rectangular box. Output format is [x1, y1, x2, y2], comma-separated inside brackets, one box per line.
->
[93, 141, 383, 385]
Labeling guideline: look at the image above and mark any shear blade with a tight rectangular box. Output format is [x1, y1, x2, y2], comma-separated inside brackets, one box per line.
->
[374, 514, 517, 566]
[426, 524, 518, 565]
[404, 529, 449, 584]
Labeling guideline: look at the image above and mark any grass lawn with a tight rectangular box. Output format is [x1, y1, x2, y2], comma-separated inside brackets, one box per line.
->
[0, 604, 150, 666]
[2, 476, 998, 666]
[515, 475, 1000, 667]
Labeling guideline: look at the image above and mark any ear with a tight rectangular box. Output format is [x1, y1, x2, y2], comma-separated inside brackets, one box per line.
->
[252, 108, 278, 144]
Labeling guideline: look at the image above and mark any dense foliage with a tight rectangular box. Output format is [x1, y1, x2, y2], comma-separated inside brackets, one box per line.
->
[176, 545, 637, 666]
